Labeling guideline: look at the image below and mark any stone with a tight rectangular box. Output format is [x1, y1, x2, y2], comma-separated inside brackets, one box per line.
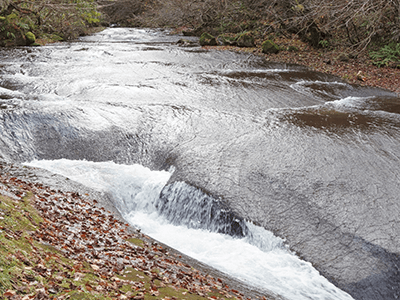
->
[199, 33, 217, 46]
[25, 32, 36, 46]
[236, 32, 255, 47]
[177, 39, 198, 47]
[337, 53, 349, 62]
[261, 40, 280, 54]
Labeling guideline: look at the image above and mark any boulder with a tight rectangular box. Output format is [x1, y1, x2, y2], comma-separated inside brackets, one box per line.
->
[261, 40, 280, 54]
[25, 32, 36, 46]
[199, 33, 217, 46]
[236, 32, 255, 47]
[337, 53, 350, 62]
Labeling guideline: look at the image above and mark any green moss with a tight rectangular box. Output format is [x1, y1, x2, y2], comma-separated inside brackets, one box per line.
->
[0, 188, 237, 300]
[218, 34, 237, 46]
[261, 40, 280, 54]
[6, 13, 19, 21]
[293, 4, 304, 12]
[25, 31, 35, 45]
[235, 32, 255, 47]
[66, 291, 111, 300]
[0, 1, 103, 47]
[199, 32, 217, 46]
[127, 237, 144, 247]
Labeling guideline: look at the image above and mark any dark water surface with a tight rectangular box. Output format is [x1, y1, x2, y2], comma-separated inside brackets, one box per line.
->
[0, 28, 399, 300]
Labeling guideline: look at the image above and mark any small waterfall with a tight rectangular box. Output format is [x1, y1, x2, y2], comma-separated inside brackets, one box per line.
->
[25, 159, 354, 300]
[157, 182, 249, 237]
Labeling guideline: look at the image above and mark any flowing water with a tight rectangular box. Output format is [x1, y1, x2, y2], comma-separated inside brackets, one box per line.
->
[1, 28, 399, 300]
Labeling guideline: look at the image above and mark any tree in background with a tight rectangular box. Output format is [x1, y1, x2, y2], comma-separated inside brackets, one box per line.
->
[134, 0, 399, 53]
[260, 0, 400, 50]
[0, 0, 101, 46]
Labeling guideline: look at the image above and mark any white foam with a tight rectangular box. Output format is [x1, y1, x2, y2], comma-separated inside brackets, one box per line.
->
[25, 159, 354, 300]
[0, 86, 25, 99]
[326, 96, 372, 109]
[290, 80, 350, 96]
[219, 69, 294, 75]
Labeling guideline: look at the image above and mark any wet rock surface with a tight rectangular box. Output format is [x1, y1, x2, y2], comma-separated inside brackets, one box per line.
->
[0, 28, 399, 299]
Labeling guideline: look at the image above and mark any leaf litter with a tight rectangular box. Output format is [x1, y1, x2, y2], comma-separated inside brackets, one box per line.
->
[0, 172, 276, 300]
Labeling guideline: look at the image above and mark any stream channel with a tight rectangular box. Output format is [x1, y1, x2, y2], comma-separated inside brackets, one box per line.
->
[0, 28, 399, 300]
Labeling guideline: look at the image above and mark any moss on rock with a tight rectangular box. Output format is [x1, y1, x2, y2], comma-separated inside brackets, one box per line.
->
[236, 32, 255, 47]
[218, 34, 237, 46]
[262, 40, 280, 54]
[25, 32, 35, 45]
[199, 32, 217, 46]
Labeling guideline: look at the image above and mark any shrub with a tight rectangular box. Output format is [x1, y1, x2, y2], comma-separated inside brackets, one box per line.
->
[370, 43, 400, 67]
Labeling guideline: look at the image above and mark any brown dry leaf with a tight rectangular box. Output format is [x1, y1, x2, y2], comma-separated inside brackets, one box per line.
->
[4, 290, 17, 297]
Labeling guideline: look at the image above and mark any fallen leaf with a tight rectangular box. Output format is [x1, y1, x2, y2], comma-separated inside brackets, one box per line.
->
[3, 290, 16, 297]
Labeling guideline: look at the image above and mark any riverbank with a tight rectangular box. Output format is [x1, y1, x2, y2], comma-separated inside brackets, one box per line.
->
[202, 35, 400, 96]
[0, 163, 277, 300]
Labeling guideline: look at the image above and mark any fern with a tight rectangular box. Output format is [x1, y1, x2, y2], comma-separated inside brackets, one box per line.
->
[370, 43, 400, 67]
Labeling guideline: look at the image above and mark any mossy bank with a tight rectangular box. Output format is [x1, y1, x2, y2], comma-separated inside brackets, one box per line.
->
[0, 170, 276, 300]
[0, 0, 103, 46]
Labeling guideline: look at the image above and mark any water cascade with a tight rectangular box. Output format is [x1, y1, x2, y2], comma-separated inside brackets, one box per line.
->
[26, 159, 354, 300]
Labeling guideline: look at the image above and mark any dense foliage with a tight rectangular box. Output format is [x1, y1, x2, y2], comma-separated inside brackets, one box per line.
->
[1, 0, 399, 66]
[134, 0, 400, 58]
[0, 0, 101, 46]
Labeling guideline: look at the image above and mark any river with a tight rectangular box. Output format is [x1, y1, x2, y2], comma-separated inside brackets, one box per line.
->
[0, 28, 399, 300]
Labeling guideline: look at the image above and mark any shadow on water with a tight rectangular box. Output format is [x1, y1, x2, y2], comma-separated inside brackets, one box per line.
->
[282, 108, 400, 131]
[281, 95, 400, 132]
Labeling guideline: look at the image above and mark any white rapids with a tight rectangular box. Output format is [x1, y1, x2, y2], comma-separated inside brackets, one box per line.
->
[25, 159, 354, 300]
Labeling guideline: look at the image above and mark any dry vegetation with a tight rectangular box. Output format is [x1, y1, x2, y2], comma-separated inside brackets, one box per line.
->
[115, 0, 399, 93]
[135, 0, 400, 48]
[114, 0, 398, 93]
[2, 0, 400, 70]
